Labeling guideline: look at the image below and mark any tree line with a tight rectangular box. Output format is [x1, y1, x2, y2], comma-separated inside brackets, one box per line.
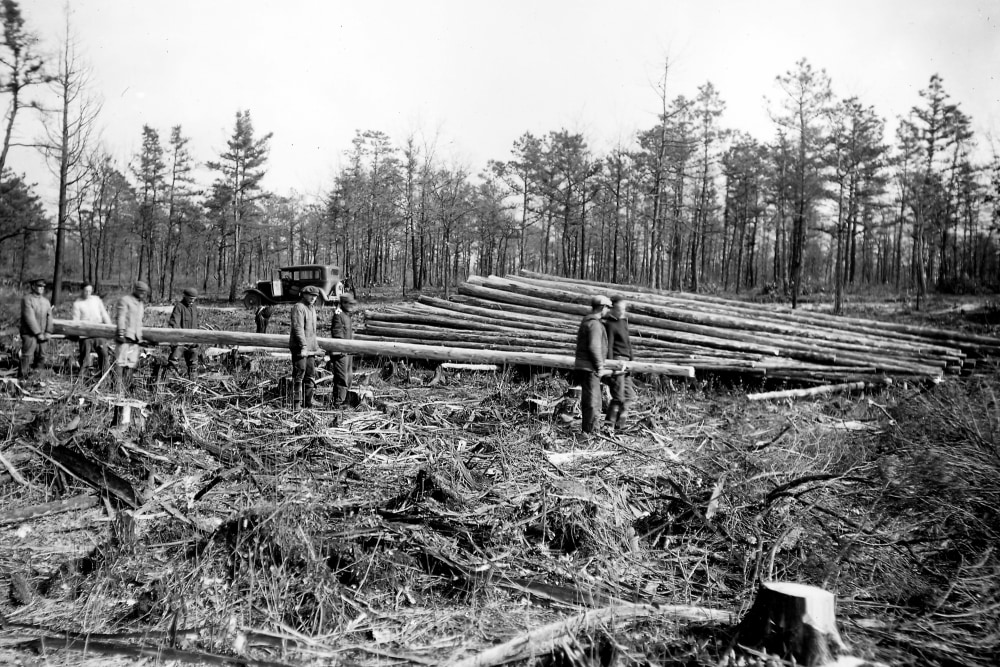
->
[2, 2, 998, 311]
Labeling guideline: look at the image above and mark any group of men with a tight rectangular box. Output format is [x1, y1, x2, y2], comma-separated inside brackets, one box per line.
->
[18, 278, 358, 410]
[20, 278, 198, 391]
[287, 285, 357, 409]
[574, 294, 635, 434]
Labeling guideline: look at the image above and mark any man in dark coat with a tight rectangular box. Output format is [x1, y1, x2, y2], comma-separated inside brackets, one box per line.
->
[255, 304, 274, 334]
[167, 287, 200, 378]
[574, 295, 611, 434]
[289, 286, 321, 409]
[19, 278, 52, 380]
[329, 294, 357, 406]
[604, 296, 635, 430]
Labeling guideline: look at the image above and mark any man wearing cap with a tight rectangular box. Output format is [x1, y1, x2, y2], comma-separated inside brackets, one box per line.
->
[72, 283, 112, 376]
[329, 294, 357, 406]
[167, 287, 200, 379]
[115, 281, 148, 393]
[574, 295, 611, 434]
[604, 296, 635, 430]
[19, 278, 53, 380]
[289, 285, 321, 409]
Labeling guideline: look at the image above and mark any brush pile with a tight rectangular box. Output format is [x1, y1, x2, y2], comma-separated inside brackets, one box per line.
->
[361, 271, 1000, 384]
[1, 296, 999, 666]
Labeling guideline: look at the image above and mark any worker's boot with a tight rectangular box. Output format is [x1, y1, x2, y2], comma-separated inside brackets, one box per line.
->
[615, 408, 628, 431]
[291, 382, 303, 410]
[187, 365, 198, 381]
[302, 386, 314, 409]
[604, 404, 620, 430]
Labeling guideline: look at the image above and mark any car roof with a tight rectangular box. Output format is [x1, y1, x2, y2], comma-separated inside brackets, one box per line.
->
[279, 265, 338, 272]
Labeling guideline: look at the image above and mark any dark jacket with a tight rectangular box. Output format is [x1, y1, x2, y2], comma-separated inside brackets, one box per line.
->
[20, 293, 53, 336]
[604, 315, 633, 361]
[574, 313, 608, 372]
[168, 300, 199, 330]
[331, 310, 353, 340]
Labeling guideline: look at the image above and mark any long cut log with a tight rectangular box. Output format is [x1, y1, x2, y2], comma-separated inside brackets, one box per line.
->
[52, 320, 695, 378]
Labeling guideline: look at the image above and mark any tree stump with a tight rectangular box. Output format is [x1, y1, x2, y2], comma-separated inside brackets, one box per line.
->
[731, 581, 849, 666]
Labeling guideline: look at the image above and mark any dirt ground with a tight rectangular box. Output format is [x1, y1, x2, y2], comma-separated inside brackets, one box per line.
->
[0, 296, 997, 666]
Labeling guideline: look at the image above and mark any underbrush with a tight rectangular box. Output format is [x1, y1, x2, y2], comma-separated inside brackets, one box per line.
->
[0, 319, 998, 665]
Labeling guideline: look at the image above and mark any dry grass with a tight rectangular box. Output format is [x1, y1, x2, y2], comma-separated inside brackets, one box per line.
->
[0, 303, 997, 666]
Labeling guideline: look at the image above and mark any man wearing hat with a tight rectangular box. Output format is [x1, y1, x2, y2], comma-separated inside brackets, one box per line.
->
[115, 281, 148, 393]
[19, 277, 53, 380]
[329, 294, 358, 406]
[167, 287, 201, 379]
[288, 285, 321, 409]
[574, 295, 611, 434]
[72, 283, 112, 376]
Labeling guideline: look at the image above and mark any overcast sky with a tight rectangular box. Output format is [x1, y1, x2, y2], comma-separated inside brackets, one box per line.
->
[11, 0, 1000, 212]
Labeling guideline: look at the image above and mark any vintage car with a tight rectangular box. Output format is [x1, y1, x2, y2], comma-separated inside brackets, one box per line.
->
[242, 264, 344, 308]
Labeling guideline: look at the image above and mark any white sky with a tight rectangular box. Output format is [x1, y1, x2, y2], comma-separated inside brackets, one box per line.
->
[9, 0, 1000, 213]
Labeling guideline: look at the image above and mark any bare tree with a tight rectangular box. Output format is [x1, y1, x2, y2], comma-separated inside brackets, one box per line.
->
[0, 0, 47, 174]
[38, 9, 100, 304]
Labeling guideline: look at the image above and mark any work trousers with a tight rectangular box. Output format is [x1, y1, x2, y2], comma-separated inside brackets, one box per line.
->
[291, 353, 316, 408]
[330, 354, 353, 405]
[19, 335, 45, 378]
[168, 344, 198, 375]
[78, 338, 110, 373]
[576, 369, 603, 434]
[606, 373, 636, 425]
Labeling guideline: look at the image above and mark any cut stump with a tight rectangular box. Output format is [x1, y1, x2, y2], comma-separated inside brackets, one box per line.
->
[732, 581, 848, 666]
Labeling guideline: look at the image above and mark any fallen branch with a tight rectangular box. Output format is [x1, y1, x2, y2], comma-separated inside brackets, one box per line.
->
[0, 493, 98, 526]
[447, 602, 732, 667]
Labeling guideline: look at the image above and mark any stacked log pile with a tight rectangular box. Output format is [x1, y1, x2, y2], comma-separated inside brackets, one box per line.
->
[358, 271, 1000, 384]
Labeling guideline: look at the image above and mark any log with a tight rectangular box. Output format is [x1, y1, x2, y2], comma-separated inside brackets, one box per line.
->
[47, 445, 140, 508]
[518, 270, 999, 355]
[52, 320, 695, 378]
[0, 493, 98, 526]
[746, 380, 889, 402]
[730, 581, 855, 666]
[483, 276, 955, 368]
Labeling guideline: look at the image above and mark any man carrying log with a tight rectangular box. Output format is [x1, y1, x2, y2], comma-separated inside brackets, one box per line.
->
[167, 287, 200, 379]
[72, 283, 112, 376]
[604, 295, 635, 430]
[19, 277, 53, 381]
[289, 285, 321, 409]
[574, 295, 611, 434]
[329, 294, 357, 406]
[114, 281, 148, 394]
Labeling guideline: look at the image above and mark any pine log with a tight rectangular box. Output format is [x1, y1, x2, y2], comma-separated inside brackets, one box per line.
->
[458, 282, 788, 357]
[746, 380, 889, 401]
[484, 275, 957, 368]
[518, 269, 999, 355]
[52, 320, 695, 378]
[436, 294, 769, 361]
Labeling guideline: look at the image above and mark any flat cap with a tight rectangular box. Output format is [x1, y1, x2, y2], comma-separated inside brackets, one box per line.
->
[591, 295, 612, 309]
[133, 280, 150, 292]
[339, 294, 356, 307]
[30, 277, 46, 286]
[301, 286, 321, 296]
[183, 287, 199, 297]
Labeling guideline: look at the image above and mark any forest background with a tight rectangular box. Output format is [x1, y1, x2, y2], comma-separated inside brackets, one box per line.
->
[2, 0, 999, 315]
